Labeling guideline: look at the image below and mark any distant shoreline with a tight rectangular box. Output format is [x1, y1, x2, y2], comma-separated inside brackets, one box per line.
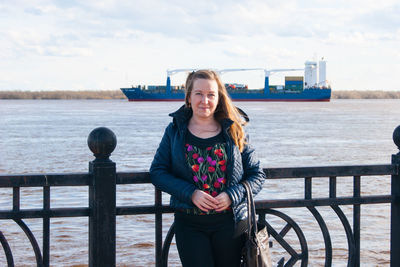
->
[332, 90, 400, 99]
[0, 90, 126, 100]
[0, 90, 400, 99]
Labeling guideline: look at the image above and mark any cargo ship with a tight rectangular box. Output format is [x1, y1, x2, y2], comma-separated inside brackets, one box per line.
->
[121, 60, 331, 102]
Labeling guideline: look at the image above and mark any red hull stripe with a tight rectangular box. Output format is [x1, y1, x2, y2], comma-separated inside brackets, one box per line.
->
[128, 99, 330, 102]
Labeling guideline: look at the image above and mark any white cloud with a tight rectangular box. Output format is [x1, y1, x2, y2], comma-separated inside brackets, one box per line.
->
[224, 45, 254, 57]
[0, 0, 399, 91]
[5, 29, 92, 57]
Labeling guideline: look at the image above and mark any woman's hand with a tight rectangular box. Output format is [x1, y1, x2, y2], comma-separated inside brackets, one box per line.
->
[214, 192, 232, 212]
[192, 189, 218, 212]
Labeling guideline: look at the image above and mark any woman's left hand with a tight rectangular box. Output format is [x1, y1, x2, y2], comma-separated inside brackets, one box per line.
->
[214, 192, 232, 212]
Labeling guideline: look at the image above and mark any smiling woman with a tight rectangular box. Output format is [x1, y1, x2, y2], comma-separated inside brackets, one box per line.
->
[184, 70, 248, 151]
[188, 78, 218, 120]
[150, 69, 266, 267]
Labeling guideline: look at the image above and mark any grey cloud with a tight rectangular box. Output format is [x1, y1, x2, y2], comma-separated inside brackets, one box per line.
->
[53, 0, 80, 9]
[8, 0, 391, 47]
[10, 1, 283, 43]
[24, 7, 43, 15]
[18, 1, 247, 42]
[42, 33, 85, 49]
[6, 29, 91, 58]
[355, 4, 400, 33]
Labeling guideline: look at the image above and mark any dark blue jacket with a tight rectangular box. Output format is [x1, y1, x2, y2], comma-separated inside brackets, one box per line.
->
[150, 105, 266, 222]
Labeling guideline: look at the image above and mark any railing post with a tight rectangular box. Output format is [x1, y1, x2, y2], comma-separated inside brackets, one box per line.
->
[155, 189, 162, 267]
[87, 127, 117, 267]
[391, 125, 400, 267]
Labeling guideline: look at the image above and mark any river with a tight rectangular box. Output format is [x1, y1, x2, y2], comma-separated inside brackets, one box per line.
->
[0, 99, 399, 266]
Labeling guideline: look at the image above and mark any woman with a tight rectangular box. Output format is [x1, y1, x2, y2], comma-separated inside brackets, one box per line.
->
[150, 70, 265, 267]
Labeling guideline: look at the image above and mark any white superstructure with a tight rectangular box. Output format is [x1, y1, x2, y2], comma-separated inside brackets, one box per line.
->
[318, 59, 327, 87]
[304, 61, 318, 88]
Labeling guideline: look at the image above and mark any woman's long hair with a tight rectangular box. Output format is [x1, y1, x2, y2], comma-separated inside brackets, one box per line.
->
[184, 70, 247, 152]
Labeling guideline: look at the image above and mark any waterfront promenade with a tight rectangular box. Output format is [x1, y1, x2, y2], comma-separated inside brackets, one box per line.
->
[0, 125, 400, 266]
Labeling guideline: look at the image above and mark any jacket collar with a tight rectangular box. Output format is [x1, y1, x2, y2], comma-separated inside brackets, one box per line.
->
[169, 105, 192, 133]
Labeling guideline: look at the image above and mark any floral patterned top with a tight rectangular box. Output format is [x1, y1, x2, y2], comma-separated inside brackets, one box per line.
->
[184, 130, 231, 215]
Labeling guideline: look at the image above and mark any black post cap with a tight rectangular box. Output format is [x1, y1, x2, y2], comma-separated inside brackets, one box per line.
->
[394, 125, 400, 152]
[88, 127, 117, 161]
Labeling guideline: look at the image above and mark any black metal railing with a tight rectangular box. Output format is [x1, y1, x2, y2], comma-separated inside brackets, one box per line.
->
[0, 125, 400, 267]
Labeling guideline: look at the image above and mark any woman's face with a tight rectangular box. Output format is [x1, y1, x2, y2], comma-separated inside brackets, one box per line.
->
[189, 78, 219, 120]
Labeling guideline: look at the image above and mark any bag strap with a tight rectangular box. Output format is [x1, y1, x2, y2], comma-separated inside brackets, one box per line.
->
[242, 180, 258, 236]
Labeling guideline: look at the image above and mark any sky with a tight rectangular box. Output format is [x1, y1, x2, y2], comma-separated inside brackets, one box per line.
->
[0, 0, 399, 91]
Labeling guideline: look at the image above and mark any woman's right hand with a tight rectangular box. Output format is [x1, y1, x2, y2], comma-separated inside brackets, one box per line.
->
[191, 189, 218, 212]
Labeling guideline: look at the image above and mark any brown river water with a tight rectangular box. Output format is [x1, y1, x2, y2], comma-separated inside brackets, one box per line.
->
[0, 99, 399, 266]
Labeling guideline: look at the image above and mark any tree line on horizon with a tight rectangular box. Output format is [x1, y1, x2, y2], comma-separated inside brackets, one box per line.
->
[0, 90, 126, 99]
[0, 90, 400, 99]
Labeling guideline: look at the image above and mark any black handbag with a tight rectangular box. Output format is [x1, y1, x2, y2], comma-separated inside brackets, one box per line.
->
[241, 181, 272, 267]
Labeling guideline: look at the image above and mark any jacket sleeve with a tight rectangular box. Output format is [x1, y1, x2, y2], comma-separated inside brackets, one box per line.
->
[150, 124, 197, 205]
[225, 141, 266, 207]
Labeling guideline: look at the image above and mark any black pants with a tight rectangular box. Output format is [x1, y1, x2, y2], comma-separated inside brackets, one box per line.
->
[174, 211, 244, 267]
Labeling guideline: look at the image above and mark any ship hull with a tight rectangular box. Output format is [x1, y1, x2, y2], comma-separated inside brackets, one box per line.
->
[121, 88, 331, 102]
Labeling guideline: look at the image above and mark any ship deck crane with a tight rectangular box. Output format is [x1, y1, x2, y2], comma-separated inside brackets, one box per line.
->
[265, 68, 304, 77]
[167, 69, 199, 77]
[165, 69, 201, 93]
[263, 68, 304, 92]
[218, 68, 264, 74]
[166, 67, 305, 93]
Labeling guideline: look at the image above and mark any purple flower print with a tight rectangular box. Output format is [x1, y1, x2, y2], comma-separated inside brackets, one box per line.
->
[217, 177, 225, 184]
[210, 160, 216, 166]
[201, 174, 207, 181]
[207, 156, 212, 163]
[193, 176, 199, 182]
[198, 157, 204, 164]
[187, 145, 193, 152]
